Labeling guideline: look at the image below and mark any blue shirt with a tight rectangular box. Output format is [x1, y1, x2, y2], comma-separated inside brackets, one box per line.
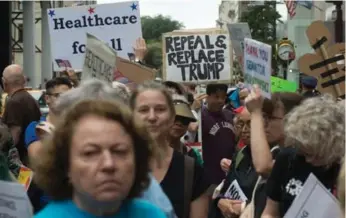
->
[24, 115, 46, 148]
[34, 199, 166, 218]
[141, 174, 176, 218]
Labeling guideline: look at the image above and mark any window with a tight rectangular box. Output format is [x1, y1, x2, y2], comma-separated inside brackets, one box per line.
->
[18, 24, 23, 43]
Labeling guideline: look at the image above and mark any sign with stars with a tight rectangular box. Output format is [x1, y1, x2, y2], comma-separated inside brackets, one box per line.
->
[47, 1, 142, 71]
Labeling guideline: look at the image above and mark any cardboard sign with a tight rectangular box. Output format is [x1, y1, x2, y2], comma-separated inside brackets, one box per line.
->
[162, 31, 232, 84]
[17, 166, 34, 191]
[244, 38, 272, 99]
[82, 33, 117, 82]
[0, 180, 33, 218]
[271, 76, 297, 93]
[284, 173, 342, 218]
[298, 21, 345, 99]
[114, 57, 156, 90]
[47, 1, 142, 70]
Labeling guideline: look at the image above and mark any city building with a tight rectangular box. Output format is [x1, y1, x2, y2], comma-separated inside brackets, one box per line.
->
[11, 0, 96, 88]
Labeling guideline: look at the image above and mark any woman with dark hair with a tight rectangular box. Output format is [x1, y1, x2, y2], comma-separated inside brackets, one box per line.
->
[32, 100, 165, 217]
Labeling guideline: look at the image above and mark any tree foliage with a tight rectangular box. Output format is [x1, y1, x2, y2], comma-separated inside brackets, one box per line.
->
[141, 15, 185, 42]
[240, 1, 283, 71]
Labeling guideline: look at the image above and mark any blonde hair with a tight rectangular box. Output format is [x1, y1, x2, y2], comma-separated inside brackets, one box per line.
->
[284, 94, 345, 167]
[338, 159, 345, 216]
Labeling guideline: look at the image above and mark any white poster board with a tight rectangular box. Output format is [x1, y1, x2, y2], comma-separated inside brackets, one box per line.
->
[47, 1, 142, 70]
[162, 32, 232, 84]
[227, 23, 252, 58]
[284, 173, 342, 218]
[243, 38, 272, 99]
[0, 180, 32, 218]
[82, 33, 117, 82]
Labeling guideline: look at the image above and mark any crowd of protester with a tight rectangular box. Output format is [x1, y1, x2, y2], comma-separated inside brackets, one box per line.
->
[0, 60, 344, 218]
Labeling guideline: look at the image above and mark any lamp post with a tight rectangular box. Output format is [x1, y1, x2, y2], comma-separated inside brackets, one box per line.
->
[326, 1, 344, 43]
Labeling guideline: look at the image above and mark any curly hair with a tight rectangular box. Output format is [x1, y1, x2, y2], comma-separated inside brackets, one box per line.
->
[284, 94, 345, 167]
[31, 99, 152, 200]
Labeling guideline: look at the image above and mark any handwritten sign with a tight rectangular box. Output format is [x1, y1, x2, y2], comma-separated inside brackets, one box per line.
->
[284, 173, 342, 218]
[224, 180, 248, 201]
[271, 76, 297, 93]
[244, 38, 272, 99]
[82, 33, 117, 82]
[0, 180, 33, 218]
[162, 32, 232, 84]
[17, 166, 34, 191]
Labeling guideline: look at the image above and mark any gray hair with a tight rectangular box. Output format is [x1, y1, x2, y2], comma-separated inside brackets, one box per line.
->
[111, 81, 130, 101]
[284, 94, 345, 167]
[52, 79, 127, 115]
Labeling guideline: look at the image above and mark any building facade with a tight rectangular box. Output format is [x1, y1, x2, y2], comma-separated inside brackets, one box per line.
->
[11, 0, 96, 88]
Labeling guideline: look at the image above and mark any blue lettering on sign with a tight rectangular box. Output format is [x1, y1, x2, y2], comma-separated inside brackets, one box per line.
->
[246, 60, 265, 76]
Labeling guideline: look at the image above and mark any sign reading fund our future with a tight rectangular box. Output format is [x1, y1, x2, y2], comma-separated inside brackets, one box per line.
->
[47, 1, 142, 70]
[244, 38, 272, 99]
[162, 32, 232, 84]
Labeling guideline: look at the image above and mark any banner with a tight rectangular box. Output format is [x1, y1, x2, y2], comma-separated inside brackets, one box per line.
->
[162, 31, 232, 84]
[82, 33, 117, 82]
[271, 76, 297, 93]
[244, 38, 272, 99]
[47, 1, 142, 70]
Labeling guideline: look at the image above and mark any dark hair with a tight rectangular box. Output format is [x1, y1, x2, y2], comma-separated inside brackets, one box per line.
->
[162, 81, 186, 95]
[206, 84, 228, 95]
[31, 99, 151, 200]
[45, 77, 73, 93]
[262, 92, 304, 115]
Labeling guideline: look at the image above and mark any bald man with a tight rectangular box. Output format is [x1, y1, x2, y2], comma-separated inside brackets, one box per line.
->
[2, 64, 41, 165]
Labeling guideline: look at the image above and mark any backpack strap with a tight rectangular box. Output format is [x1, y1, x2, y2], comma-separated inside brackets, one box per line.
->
[183, 155, 195, 218]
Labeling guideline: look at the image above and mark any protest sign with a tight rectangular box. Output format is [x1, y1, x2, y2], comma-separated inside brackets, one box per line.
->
[114, 57, 156, 90]
[162, 31, 232, 84]
[271, 76, 297, 93]
[82, 33, 117, 82]
[227, 23, 252, 58]
[47, 1, 142, 70]
[244, 38, 272, 99]
[284, 173, 342, 218]
[17, 166, 34, 191]
[0, 180, 33, 218]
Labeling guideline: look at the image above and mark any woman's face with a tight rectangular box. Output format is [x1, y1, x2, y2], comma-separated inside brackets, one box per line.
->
[170, 116, 190, 139]
[69, 114, 135, 202]
[264, 105, 285, 145]
[133, 90, 174, 140]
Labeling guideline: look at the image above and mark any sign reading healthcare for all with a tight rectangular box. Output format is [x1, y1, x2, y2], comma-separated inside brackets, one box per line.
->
[163, 33, 231, 83]
[47, 1, 142, 70]
[244, 38, 272, 99]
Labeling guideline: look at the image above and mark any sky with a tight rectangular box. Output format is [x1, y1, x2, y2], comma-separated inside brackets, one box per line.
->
[97, 0, 288, 29]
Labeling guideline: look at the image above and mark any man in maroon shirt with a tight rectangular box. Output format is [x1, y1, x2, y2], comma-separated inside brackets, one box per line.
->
[202, 84, 236, 186]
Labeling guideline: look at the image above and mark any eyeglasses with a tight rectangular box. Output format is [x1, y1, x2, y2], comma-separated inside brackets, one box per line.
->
[262, 114, 284, 126]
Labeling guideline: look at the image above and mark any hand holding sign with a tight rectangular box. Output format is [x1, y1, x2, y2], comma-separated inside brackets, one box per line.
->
[245, 84, 264, 113]
[191, 93, 207, 111]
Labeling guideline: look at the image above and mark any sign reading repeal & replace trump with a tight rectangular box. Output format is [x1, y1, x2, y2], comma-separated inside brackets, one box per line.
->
[162, 31, 232, 84]
[243, 38, 272, 99]
[47, 1, 142, 71]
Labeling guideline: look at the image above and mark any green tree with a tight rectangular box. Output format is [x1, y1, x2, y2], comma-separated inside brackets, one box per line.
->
[141, 15, 185, 42]
[240, 1, 283, 71]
